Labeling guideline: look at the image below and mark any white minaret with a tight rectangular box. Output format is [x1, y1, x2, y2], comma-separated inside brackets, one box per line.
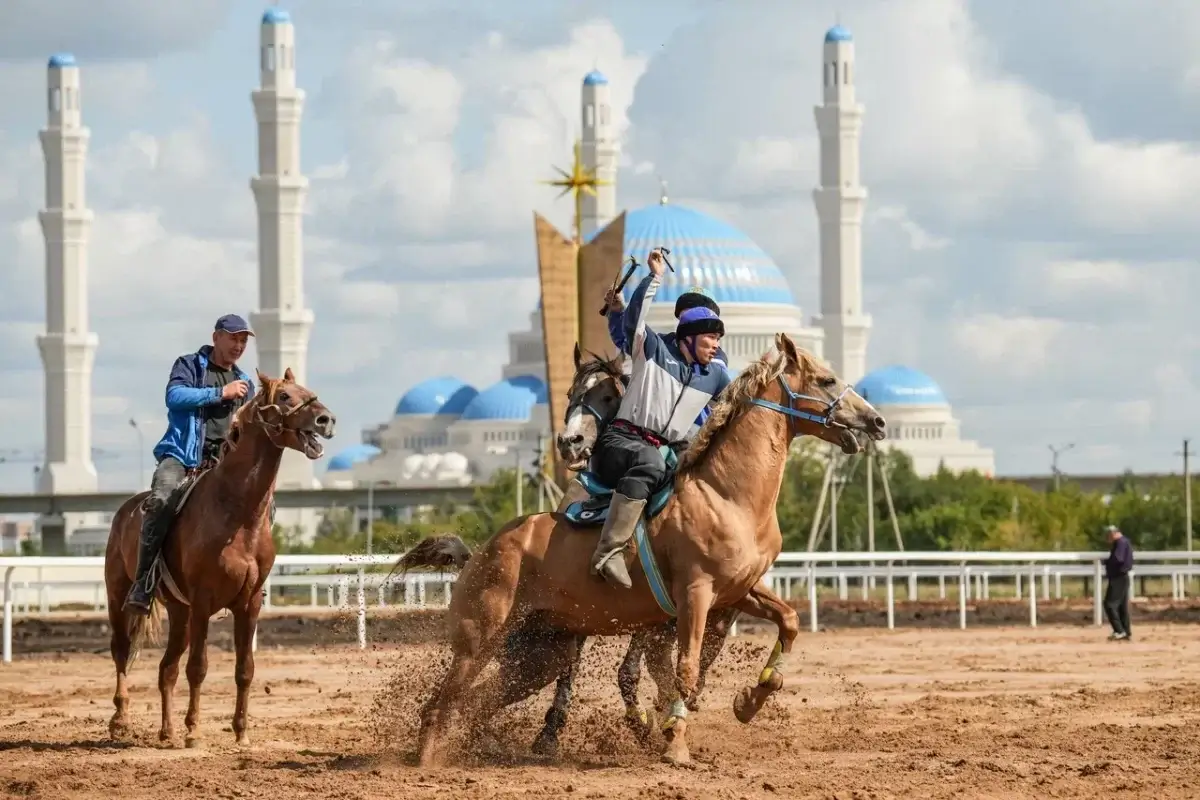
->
[249, 7, 316, 497]
[37, 53, 99, 551]
[580, 69, 618, 240]
[813, 25, 871, 385]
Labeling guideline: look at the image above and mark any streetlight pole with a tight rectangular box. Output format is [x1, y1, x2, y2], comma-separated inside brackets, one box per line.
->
[366, 480, 375, 556]
[128, 418, 145, 490]
[1048, 442, 1075, 492]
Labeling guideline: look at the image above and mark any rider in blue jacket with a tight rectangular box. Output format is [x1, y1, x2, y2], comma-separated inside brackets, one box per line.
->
[126, 314, 255, 614]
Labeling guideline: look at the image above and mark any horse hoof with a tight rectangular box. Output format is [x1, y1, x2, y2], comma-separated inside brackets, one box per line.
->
[184, 736, 203, 749]
[158, 728, 174, 743]
[236, 735, 251, 748]
[733, 686, 760, 724]
[661, 741, 692, 766]
[530, 731, 559, 758]
[108, 718, 131, 741]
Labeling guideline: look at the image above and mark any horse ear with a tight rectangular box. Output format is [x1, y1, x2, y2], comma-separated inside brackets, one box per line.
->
[775, 332, 800, 366]
[573, 342, 582, 370]
[283, 367, 295, 382]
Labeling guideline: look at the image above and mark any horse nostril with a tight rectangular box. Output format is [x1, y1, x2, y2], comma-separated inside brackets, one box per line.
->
[570, 435, 584, 445]
[872, 415, 886, 430]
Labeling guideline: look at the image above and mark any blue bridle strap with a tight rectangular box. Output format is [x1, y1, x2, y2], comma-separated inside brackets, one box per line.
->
[749, 375, 849, 429]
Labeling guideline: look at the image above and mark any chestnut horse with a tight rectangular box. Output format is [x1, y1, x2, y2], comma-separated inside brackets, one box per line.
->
[399, 334, 886, 765]
[529, 345, 736, 757]
[104, 368, 335, 747]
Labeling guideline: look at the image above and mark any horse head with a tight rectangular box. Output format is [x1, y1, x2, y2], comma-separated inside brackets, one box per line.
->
[241, 368, 337, 459]
[557, 342, 627, 471]
[755, 333, 887, 455]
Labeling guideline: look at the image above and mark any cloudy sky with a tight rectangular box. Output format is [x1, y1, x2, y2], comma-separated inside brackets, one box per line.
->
[0, 0, 1197, 493]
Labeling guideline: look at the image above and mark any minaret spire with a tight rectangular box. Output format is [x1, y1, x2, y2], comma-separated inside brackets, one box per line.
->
[813, 23, 871, 385]
[37, 52, 99, 552]
[659, 177, 669, 205]
[579, 68, 618, 239]
[249, 8, 318, 497]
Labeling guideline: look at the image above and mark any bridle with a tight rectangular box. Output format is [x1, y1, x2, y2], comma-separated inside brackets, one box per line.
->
[254, 390, 319, 446]
[750, 374, 850, 438]
[565, 368, 627, 429]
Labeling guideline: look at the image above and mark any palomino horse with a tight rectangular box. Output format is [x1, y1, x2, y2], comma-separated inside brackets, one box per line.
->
[104, 368, 335, 747]
[529, 344, 736, 757]
[399, 334, 886, 766]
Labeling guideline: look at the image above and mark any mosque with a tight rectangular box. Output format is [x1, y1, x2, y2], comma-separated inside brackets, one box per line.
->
[324, 24, 995, 487]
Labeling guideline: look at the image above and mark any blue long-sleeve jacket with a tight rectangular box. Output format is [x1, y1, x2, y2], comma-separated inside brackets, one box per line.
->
[152, 344, 254, 468]
[606, 305, 729, 431]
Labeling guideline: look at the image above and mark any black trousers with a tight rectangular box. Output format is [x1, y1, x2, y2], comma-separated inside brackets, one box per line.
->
[146, 457, 188, 518]
[591, 426, 668, 502]
[1103, 573, 1131, 635]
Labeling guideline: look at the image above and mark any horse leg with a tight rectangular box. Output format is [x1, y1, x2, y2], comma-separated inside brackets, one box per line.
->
[157, 601, 191, 743]
[183, 603, 212, 748]
[690, 609, 737, 711]
[661, 582, 714, 766]
[417, 582, 518, 767]
[615, 627, 654, 741]
[107, 582, 134, 740]
[532, 634, 588, 757]
[466, 626, 581, 755]
[730, 583, 799, 725]
[231, 595, 262, 746]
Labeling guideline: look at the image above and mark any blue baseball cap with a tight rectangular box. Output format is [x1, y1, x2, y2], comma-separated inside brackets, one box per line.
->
[214, 314, 254, 336]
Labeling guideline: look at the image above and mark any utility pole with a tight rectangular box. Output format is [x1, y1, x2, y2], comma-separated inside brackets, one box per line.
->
[1048, 442, 1075, 492]
[1177, 439, 1192, 559]
[514, 448, 523, 518]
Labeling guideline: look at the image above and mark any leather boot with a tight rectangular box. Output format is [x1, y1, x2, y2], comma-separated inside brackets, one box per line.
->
[590, 493, 647, 589]
[125, 507, 166, 614]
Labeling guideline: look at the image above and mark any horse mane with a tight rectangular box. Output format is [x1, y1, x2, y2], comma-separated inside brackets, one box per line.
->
[678, 347, 813, 474]
[218, 376, 280, 460]
[574, 350, 625, 389]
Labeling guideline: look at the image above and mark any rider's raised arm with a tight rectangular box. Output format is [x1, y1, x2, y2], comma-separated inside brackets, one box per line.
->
[623, 273, 662, 358]
[164, 356, 222, 410]
[607, 307, 629, 353]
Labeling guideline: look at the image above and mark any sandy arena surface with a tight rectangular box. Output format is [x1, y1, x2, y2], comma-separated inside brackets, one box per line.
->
[3, 619, 1200, 799]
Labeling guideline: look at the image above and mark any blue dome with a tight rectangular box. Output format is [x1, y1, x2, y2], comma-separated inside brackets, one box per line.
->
[327, 443, 381, 472]
[855, 365, 947, 406]
[583, 70, 608, 86]
[460, 376, 548, 422]
[395, 377, 477, 416]
[587, 203, 797, 306]
[825, 25, 853, 43]
[48, 53, 76, 69]
[262, 7, 291, 24]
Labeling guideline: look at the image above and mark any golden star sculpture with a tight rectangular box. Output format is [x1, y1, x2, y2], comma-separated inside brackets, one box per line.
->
[542, 139, 610, 244]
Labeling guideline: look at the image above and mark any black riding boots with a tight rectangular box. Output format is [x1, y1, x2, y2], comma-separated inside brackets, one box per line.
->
[590, 493, 647, 589]
[125, 503, 168, 614]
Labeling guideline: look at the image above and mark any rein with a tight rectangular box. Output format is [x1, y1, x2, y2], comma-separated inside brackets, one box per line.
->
[254, 393, 319, 446]
[750, 375, 849, 437]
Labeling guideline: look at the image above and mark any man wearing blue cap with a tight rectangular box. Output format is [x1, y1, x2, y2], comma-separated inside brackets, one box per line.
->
[590, 251, 731, 588]
[125, 314, 257, 613]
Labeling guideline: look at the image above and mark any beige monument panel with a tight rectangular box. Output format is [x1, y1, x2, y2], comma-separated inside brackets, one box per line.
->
[577, 211, 627, 362]
[534, 213, 579, 484]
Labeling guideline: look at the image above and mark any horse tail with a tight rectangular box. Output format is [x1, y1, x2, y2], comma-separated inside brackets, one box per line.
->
[126, 599, 165, 666]
[386, 535, 473, 584]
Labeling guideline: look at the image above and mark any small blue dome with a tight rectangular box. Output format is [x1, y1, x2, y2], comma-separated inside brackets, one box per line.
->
[855, 365, 947, 406]
[48, 53, 76, 69]
[395, 377, 477, 416]
[825, 25, 853, 43]
[587, 203, 797, 306]
[583, 70, 608, 86]
[327, 443, 381, 472]
[262, 7, 291, 24]
[460, 376, 548, 422]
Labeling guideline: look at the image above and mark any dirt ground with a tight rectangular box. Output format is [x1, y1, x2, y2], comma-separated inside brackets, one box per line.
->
[3, 616, 1200, 800]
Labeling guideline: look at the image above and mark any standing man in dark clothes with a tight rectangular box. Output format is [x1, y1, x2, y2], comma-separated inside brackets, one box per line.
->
[1103, 524, 1134, 641]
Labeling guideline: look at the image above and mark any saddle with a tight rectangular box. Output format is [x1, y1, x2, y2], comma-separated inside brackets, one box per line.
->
[139, 463, 215, 608]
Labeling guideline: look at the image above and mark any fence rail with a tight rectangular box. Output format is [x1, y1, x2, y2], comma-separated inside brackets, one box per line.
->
[4, 550, 1198, 664]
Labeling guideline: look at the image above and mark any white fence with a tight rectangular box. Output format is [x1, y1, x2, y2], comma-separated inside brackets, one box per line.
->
[4, 550, 1199, 664]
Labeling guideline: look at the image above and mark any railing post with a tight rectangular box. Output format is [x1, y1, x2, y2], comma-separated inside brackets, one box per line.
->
[1028, 563, 1038, 628]
[808, 563, 818, 633]
[1093, 560, 1103, 627]
[3, 566, 14, 664]
[886, 561, 895, 630]
[958, 562, 968, 630]
[356, 569, 367, 649]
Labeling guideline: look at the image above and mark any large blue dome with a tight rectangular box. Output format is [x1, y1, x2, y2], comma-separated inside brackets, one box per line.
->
[587, 203, 797, 306]
[460, 375, 548, 421]
[395, 377, 478, 416]
[855, 365, 947, 406]
[326, 443, 381, 472]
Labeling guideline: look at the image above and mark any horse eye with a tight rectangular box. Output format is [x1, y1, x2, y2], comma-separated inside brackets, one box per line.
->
[278, 391, 290, 402]
[603, 394, 615, 403]
[819, 377, 837, 388]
